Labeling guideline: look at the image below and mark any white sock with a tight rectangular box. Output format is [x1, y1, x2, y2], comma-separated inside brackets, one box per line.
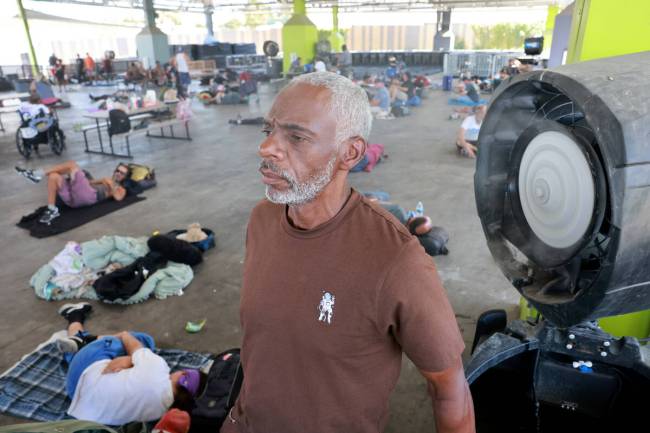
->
[48, 205, 58, 212]
[34, 169, 45, 178]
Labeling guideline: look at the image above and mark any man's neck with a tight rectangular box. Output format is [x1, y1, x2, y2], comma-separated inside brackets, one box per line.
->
[287, 181, 352, 230]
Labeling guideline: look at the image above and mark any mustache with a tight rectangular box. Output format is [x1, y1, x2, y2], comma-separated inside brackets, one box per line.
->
[259, 160, 291, 182]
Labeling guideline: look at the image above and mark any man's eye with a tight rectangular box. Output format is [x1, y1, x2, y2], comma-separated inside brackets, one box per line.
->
[261, 129, 271, 136]
[290, 135, 305, 142]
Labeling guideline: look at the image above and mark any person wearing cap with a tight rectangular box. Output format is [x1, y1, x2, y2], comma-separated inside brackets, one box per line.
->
[55, 302, 204, 425]
[385, 56, 399, 79]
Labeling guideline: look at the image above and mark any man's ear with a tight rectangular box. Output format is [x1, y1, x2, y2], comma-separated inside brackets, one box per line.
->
[338, 136, 367, 171]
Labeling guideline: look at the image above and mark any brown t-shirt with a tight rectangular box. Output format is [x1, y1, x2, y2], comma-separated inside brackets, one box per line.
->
[221, 190, 464, 433]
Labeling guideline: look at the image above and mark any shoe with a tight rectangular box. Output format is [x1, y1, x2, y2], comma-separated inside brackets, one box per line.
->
[39, 208, 60, 225]
[58, 302, 93, 322]
[15, 166, 43, 183]
[55, 336, 82, 353]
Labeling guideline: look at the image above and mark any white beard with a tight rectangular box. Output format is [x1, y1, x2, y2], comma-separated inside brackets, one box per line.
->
[263, 154, 337, 206]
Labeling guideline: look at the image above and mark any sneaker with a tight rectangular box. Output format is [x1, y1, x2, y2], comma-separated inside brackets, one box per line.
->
[39, 207, 60, 225]
[58, 302, 93, 322]
[55, 336, 82, 354]
[15, 166, 43, 183]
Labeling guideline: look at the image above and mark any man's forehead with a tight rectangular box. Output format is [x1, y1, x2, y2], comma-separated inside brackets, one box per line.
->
[267, 83, 334, 126]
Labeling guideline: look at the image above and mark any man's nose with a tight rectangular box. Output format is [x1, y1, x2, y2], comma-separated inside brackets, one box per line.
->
[258, 132, 283, 161]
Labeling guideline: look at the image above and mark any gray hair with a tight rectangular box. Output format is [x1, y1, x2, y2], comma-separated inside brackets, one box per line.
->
[286, 71, 373, 146]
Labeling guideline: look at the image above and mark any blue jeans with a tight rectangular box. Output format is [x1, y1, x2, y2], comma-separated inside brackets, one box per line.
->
[407, 96, 421, 107]
[448, 95, 485, 106]
[179, 72, 191, 86]
[65, 331, 155, 398]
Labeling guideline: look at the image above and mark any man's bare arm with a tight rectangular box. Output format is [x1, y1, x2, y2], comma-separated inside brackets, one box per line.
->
[116, 331, 143, 356]
[102, 355, 134, 374]
[112, 185, 126, 201]
[420, 357, 475, 433]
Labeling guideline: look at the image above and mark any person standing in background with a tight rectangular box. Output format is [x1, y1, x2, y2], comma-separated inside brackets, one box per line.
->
[84, 53, 96, 84]
[174, 48, 191, 98]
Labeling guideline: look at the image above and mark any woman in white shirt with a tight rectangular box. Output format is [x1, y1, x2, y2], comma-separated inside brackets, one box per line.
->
[456, 104, 487, 158]
[57, 303, 205, 425]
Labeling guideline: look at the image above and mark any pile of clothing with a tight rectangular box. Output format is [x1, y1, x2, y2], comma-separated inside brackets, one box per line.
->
[31, 225, 214, 304]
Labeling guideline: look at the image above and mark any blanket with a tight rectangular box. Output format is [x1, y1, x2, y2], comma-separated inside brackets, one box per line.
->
[0, 339, 211, 422]
[17, 196, 146, 239]
[31, 236, 193, 304]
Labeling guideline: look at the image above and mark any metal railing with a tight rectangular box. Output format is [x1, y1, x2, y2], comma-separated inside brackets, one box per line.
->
[443, 51, 522, 78]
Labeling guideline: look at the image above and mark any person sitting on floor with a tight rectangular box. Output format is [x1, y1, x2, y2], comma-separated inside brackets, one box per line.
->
[198, 77, 227, 105]
[15, 161, 132, 224]
[456, 104, 486, 158]
[314, 58, 327, 73]
[401, 72, 421, 106]
[388, 77, 408, 106]
[126, 62, 145, 84]
[453, 76, 481, 106]
[55, 302, 205, 425]
[151, 61, 167, 87]
[491, 68, 510, 91]
[289, 57, 303, 75]
[369, 80, 392, 119]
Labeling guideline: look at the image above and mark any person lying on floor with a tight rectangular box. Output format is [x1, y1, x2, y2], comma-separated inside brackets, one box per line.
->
[15, 161, 131, 224]
[57, 302, 205, 425]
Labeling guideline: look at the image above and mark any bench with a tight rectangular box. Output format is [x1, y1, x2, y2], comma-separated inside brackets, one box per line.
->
[145, 118, 191, 141]
[104, 117, 190, 159]
[81, 113, 155, 157]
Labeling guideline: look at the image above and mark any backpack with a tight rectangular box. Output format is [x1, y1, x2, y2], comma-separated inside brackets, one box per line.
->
[127, 163, 155, 181]
[108, 109, 131, 136]
[122, 163, 156, 195]
[189, 348, 243, 433]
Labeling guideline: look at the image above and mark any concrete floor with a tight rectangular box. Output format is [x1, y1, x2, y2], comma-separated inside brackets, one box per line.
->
[0, 80, 519, 430]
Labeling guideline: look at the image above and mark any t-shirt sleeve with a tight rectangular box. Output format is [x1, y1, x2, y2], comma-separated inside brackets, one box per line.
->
[461, 116, 472, 130]
[131, 348, 170, 378]
[376, 239, 465, 373]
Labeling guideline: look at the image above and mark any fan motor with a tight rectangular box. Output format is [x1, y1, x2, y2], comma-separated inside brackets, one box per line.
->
[475, 52, 650, 327]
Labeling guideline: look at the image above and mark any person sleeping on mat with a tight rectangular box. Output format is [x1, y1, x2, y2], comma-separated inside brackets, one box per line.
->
[55, 303, 205, 425]
[16, 161, 131, 225]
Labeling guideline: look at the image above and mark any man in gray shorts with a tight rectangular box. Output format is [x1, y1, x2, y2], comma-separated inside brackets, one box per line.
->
[16, 160, 129, 224]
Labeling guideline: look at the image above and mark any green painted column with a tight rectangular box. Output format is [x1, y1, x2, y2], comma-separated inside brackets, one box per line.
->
[566, 0, 650, 64]
[562, 0, 650, 339]
[282, 0, 319, 73]
[328, 5, 344, 53]
[16, 0, 39, 77]
[543, 3, 559, 55]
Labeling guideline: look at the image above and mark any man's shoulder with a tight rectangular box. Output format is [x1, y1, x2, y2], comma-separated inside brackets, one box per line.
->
[354, 196, 413, 246]
[250, 198, 282, 221]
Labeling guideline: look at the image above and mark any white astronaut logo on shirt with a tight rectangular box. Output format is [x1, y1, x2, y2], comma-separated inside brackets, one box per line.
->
[317, 291, 335, 324]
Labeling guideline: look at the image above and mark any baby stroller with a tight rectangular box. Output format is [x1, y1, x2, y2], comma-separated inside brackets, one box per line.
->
[15, 107, 65, 158]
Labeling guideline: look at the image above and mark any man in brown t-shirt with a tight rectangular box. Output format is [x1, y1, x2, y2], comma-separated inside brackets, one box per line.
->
[221, 72, 474, 433]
